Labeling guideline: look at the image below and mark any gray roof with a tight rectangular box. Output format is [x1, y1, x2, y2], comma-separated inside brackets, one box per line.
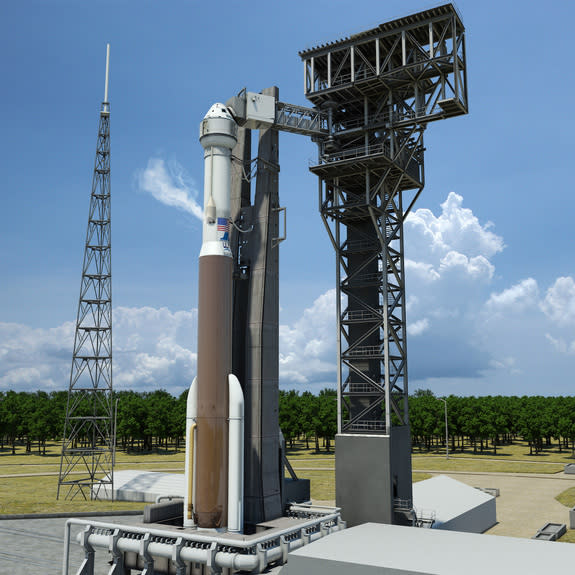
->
[286, 522, 575, 574]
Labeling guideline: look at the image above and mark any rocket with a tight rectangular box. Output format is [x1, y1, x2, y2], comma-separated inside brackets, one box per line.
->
[184, 103, 244, 532]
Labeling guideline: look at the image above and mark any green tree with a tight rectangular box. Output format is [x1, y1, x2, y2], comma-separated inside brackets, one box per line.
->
[279, 390, 301, 448]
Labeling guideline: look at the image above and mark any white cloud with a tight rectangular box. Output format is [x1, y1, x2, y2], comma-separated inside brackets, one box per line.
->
[0, 307, 198, 395]
[541, 277, 575, 325]
[0, 295, 337, 395]
[405, 260, 440, 283]
[405, 192, 504, 263]
[488, 356, 521, 375]
[485, 278, 539, 313]
[403, 193, 505, 383]
[404, 192, 504, 315]
[544, 334, 575, 355]
[439, 251, 495, 281]
[408, 318, 430, 336]
[137, 158, 203, 220]
[6, 189, 575, 398]
[278, 289, 338, 389]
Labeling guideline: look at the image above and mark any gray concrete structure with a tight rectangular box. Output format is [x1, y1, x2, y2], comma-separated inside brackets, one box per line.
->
[284, 477, 311, 506]
[230, 86, 283, 527]
[532, 522, 567, 541]
[336, 429, 412, 527]
[413, 475, 496, 533]
[281, 522, 575, 575]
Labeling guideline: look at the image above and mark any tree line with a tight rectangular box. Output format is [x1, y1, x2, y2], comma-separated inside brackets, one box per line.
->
[0, 389, 186, 455]
[409, 390, 575, 455]
[2, 388, 575, 456]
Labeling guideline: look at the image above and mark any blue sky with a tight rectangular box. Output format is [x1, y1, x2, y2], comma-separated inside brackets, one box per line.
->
[2, 0, 575, 397]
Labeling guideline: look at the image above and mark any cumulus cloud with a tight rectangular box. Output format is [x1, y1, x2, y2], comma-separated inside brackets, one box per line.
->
[485, 278, 539, 313]
[404, 193, 505, 321]
[0, 322, 74, 390]
[405, 260, 440, 283]
[408, 318, 430, 337]
[6, 189, 575, 397]
[403, 193, 506, 384]
[541, 277, 575, 325]
[0, 307, 198, 395]
[0, 295, 338, 395]
[405, 192, 504, 263]
[439, 251, 495, 282]
[279, 290, 338, 390]
[112, 307, 198, 394]
[137, 158, 203, 220]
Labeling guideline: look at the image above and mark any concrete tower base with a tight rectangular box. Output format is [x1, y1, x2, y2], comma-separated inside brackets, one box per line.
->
[335, 427, 412, 527]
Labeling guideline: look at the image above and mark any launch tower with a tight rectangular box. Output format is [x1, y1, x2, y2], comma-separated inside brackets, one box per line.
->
[299, 4, 467, 525]
[57, 45, 114, 501]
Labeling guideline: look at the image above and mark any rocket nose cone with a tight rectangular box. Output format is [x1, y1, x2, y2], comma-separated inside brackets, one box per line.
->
[200, 103, 238, 148]
[204, 103, 235, 122]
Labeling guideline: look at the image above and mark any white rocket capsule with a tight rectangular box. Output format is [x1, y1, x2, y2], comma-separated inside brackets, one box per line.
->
[199, 103, 238, 257]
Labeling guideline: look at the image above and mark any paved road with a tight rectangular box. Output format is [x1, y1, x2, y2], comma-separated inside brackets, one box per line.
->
[0, 513, 143, 575]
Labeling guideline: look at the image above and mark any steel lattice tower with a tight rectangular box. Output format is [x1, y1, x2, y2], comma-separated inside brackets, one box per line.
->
[300, 4, 467, 525]
[57, 45, 113, 501]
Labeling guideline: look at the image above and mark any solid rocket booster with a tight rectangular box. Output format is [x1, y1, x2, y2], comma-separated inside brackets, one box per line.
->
[192, 103, 238, 529]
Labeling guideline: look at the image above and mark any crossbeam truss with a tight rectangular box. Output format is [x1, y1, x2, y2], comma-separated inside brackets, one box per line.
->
[57, 99, 114, 501]
[300, 3, 467, 434]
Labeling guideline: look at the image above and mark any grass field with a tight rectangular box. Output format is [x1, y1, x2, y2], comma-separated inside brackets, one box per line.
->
[0, 438, 570, 515]
[556, 486, 575, 508]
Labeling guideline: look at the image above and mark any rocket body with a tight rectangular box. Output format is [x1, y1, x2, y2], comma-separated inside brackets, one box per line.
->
[192, 104, 238, 529]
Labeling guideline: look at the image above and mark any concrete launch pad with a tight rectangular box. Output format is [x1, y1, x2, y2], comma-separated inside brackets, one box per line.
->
[281, 522, 575, 575]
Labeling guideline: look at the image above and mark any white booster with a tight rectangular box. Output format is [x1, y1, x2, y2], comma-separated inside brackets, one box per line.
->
[183, 377, 198, 529]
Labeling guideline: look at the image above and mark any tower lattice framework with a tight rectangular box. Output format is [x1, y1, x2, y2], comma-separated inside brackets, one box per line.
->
[300, 4, 467, 524]
[301, 3, 467, 436]
[57, 56, 113, 501]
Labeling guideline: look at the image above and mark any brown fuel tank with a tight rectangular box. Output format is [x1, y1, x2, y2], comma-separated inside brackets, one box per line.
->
[194, 254, 232, 528]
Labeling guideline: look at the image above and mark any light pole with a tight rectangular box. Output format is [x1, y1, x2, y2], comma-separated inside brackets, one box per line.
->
[439, 397, 449, 459]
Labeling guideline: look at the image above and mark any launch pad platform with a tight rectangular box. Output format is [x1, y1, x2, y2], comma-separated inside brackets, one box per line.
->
[63, 503, 344, 575]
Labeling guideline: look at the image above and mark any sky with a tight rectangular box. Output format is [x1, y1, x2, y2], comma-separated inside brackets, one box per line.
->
[2, 0, 575, 398]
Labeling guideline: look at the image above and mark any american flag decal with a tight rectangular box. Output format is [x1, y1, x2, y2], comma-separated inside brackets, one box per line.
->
[217, 218, 229, 233]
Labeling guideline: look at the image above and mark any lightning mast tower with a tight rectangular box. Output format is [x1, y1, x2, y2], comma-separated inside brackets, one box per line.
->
[300, 4, 467, 526]
[57, 44, 114, 500]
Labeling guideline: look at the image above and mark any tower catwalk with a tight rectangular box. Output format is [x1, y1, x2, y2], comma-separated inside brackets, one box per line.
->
[57, 45, 113, 501]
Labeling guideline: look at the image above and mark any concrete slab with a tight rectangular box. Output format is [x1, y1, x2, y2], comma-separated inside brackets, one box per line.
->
[282, 522, 575, 575]
[96, 469, 185, 502]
